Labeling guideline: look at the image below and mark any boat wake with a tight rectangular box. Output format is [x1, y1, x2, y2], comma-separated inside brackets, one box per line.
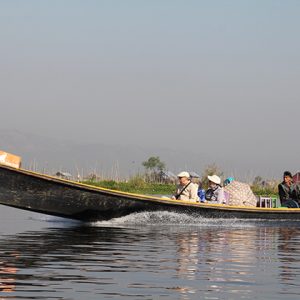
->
[90, 211, 259, 228]
[32, 211, 300, 228]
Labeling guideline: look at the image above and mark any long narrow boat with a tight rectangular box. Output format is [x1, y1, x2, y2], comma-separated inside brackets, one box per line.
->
[0, 164, 300, 221]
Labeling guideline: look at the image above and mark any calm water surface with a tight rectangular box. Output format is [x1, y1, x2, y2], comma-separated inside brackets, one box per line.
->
[1, 206, 300, 300]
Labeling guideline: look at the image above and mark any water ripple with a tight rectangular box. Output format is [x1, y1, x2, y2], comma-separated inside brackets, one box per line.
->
[1, 211, 300, 299]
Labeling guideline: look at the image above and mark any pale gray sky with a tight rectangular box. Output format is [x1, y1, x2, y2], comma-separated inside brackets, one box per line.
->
[0, 1, 299, 178]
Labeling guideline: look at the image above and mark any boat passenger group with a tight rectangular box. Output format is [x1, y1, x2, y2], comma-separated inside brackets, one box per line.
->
[171, 171, 299, 208]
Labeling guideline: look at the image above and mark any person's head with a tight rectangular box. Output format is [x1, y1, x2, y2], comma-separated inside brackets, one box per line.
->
[224, 177, 234, 186]
[208, 175, 221, 188]
[283, 171, 293, 184]
[177, 171, 190, 185]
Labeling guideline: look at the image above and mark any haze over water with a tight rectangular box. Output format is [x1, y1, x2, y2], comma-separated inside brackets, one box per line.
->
[1, 1, 300, 178]
[1, 205, 300, 300]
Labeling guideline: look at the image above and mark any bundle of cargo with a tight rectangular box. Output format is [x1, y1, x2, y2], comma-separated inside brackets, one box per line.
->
[224, 180, 257, 207]
[0, 150, 21, 169]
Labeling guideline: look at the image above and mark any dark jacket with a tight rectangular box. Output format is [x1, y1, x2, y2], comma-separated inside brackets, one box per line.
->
[278, 182, 300, 202]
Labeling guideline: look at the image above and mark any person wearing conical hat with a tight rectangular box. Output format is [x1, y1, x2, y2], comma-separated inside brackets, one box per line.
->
[205, 175, 226, 204]
[172, 171, 199, 202]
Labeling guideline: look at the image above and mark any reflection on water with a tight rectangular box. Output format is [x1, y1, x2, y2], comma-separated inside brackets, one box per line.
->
[0, 256, 18, 293]
[1, 209, 300, 299]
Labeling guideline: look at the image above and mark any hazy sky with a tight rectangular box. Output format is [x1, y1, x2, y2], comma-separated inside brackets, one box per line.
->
[1, 1, 300, 177]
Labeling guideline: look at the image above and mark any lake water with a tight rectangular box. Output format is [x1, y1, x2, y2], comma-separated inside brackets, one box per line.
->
[1, 205, 300, 300]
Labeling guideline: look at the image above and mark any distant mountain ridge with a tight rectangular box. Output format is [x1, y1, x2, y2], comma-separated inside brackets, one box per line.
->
[0, 129, 209, 179]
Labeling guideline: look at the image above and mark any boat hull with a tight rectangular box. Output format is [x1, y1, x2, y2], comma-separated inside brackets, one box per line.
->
[1, 164, 300, 221]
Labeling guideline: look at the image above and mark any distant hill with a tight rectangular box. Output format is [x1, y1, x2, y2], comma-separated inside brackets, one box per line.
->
[0, 129, 210, 180]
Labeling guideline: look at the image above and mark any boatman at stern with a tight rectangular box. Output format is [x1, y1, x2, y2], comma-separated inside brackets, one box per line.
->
[278, 171, 300, 205]
[172, 172, 199, 202]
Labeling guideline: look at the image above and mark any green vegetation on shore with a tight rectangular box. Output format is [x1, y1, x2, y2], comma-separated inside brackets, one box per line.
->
[82, 176, 175, 195]
[251, 186, 278, 197]
[82, 157, 280, 197]
[82, 177, 279, 197]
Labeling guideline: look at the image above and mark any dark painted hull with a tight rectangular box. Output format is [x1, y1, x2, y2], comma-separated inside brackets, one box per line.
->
[1, 164, 300, 221]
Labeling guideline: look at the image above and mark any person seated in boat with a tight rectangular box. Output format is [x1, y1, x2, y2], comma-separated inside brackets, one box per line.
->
[172, 171, 199, 202]
[197, 181, 206, 203]
[205, 175, 226, 204]
[278, 171, 300, 205]
[224, 177, 234, 187]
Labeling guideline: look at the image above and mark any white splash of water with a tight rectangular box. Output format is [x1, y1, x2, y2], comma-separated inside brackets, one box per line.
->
[90, 211, 257, 228]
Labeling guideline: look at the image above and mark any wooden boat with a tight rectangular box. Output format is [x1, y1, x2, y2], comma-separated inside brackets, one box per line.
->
[1, 163, 300, 221]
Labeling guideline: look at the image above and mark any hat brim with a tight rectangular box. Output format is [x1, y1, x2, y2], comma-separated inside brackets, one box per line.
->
[208, 175, 221, 185]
